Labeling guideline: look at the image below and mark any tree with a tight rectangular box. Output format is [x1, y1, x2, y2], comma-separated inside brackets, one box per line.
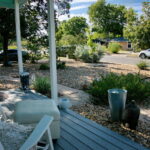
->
[124, 3, 150, 51]
[56, 17, 88, 46]
[0, 9, 27, 66]
[123, 8, 138, 50]
[142, 2, 150, 18]
[88, 0, 127, 37]
[0, 0, 72, 66]
[58, 35, 86, 46]
[61, 17, 88, 36]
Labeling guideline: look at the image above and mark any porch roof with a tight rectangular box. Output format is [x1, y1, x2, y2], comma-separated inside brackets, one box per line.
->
[0, 0, 27, 9]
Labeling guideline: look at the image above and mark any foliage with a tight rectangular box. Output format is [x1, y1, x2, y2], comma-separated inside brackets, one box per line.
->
[58, 34, 86, 46]
[39, 60, 66, 70]
[101, 45, 108, 52]
[86, 28, 95, 47]
[56, 46, 76, 58]
[57, 60, 66, 69]
[108, 42, 121, 53]
[88, 0, 127, 37]
[56, 46, 68, 57]
[39, 64, 49, 70]
[56, 17, 88, 46]
[0, 9, 28, 66]
[58, 17, 88, 36]
[88, 73, 150, 105]
[124, 3, 150, 51]
[26, 37, 42, 63]
[91, 32, 107, 39]
[137, 61, 149, 70]
[28, 53, 42, 63]
[32, 76, 50, 95]
[74, 44, 104, 63]
[0, 0, 72, 66]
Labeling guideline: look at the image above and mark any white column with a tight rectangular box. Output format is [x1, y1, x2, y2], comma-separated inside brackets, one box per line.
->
[15, 0, 23, 74]
[48, 0, 58, 104]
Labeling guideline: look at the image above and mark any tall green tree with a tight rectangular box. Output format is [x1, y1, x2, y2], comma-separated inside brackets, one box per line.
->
[0, 9, 27, 66]
[61, 17, 88, 36]
[88, 0, 127, 37]
[123, 8, 138, 50]
[57, 16, 88, 46]
[124, 2, 150, 50]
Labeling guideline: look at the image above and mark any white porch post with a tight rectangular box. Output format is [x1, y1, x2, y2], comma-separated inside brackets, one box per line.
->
[48, 0, 58, 104]
[15, 0, 23, 74]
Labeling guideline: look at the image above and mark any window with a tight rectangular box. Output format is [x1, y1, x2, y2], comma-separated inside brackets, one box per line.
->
[128, 42, 131, 48]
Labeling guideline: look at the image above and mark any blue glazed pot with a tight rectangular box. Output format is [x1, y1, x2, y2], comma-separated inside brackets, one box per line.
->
[59, 98, 72, 109]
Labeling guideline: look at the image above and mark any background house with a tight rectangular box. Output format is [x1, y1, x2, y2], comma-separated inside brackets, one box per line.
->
[110, 37, 132, 50]
[93, 37, 132, 50]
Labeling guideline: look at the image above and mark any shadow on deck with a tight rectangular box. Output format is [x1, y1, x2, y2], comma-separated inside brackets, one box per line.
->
[54, 109, 148, 150]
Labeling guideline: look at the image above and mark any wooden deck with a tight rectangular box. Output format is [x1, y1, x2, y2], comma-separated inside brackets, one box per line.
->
[54, 109, 148, 150]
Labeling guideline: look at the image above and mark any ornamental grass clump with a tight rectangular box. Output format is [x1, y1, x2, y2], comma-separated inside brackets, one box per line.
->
[32, 77, 50, 95]
[88, 73, 150, 105]
[137, 61, 149, 70]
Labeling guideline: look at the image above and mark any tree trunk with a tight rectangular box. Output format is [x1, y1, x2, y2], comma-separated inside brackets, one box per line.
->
[2, 36, 9, 66]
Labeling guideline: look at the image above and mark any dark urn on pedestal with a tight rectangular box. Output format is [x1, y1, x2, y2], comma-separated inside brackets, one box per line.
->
[122, 100, 140, 130]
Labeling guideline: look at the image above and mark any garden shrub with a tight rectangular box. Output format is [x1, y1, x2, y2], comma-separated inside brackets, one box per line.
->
[29, 53, 42, 63]
[74, 44, 104, 63]
[88, 73, 150, 105]
[56, 46, 76, 58]
[39, 64, 49, 70]
[137, 61, 149, 70]
[32, 77, 50, 95]
[56, 46, 68, 57]
[101, 45, 108, 52]
[39, 61, 66, 70]
[57, 60, 66, 69]
[108, 42, 121, 53]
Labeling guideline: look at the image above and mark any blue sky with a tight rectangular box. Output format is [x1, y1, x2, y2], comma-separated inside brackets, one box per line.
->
[58, 0, 150, 21]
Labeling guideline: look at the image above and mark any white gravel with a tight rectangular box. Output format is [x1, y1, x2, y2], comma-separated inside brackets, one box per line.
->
[0, 97, 32, 150]
[0, 121, 32, 150]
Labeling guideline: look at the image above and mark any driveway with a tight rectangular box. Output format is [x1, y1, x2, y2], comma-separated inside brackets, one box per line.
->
[101, 54, 150, 65]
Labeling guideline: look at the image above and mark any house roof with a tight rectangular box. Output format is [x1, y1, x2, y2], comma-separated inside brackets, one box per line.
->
[93, 37, 129, 43]
[0, 0, 27, 9]
[110, 37, 129, 42]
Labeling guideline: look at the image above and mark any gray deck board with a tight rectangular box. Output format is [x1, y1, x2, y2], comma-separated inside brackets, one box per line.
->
[54, 109, 149, 150]
[61, 115, 119, 150]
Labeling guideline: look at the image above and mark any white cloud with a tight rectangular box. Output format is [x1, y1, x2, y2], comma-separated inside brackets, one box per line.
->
[70, 5, 89, 11]
[71, 0, 97, 4]
[58, 13, 89, 23]
[126, 5, 142, 12]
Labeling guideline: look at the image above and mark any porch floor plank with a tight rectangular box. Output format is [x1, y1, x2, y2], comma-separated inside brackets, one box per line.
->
[54, 109, 149, 150]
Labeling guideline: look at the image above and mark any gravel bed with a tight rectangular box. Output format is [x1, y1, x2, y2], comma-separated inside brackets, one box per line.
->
[0, 58, 150, 90]
[71, 103, 150, 149]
